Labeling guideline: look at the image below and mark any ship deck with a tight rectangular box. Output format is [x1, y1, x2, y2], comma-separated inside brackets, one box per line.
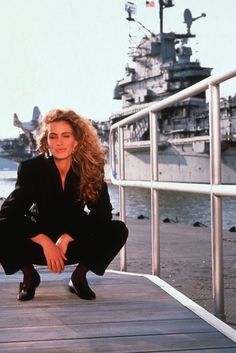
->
[0, 268, 236, 353]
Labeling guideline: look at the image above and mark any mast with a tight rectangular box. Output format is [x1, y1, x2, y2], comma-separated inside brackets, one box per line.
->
[159, 0, 163, 33]
[159, 0, 174, 34]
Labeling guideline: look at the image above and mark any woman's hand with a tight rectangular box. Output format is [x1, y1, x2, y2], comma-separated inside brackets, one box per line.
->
[56, 233, 74, 256]
[31, 234, 67, 273]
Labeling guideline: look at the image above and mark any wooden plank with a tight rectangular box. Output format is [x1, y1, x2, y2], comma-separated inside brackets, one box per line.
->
[0, 318, 216, 343]
[0, 332, 236, 353]
[0, 305, 196, 328]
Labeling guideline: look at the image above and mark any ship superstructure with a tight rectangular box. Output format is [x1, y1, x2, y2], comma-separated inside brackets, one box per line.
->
[109, 1, 236, 183]
[111, 2, 211, 137]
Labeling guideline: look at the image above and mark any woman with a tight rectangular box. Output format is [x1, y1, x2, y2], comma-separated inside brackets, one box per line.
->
[0, 109, 128, 301]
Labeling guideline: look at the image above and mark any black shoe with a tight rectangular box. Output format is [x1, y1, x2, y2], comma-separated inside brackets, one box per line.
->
[69, 277, 96, 300]
[17, 270, 41, 301]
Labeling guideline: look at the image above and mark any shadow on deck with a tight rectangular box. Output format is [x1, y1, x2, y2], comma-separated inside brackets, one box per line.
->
[0, 269, 236, 352]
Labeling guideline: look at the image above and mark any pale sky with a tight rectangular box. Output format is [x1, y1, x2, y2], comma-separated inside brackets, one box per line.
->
[0, 0, 235, 138]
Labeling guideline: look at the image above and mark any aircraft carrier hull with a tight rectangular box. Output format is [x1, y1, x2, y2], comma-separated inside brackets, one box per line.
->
[112, 142, 236, 184]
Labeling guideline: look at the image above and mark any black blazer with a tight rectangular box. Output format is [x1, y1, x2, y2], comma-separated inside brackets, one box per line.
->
[0, 154, 112, 242]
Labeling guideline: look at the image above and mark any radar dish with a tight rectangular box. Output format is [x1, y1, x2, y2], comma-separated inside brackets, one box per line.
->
[125, 1, 136, 21]
[184, 9, 193, 28]
[184, 8, 207, 35]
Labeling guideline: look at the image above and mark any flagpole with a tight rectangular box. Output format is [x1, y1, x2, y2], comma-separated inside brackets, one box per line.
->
[159, 0, 163, 33]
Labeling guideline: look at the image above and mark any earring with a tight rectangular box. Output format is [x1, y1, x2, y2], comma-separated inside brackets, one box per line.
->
[72, 153, 79, 164]
[72, 146, 78, 155]
[44, 149, 52, 159]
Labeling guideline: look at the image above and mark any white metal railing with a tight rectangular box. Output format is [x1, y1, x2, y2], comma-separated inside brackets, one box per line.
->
[109, 69, 236, 320]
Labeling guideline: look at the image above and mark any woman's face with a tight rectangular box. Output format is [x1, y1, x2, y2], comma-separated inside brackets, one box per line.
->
[46, 120, 78, 161]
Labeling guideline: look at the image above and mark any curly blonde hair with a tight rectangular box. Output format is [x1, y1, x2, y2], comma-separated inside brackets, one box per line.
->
[36, 109, 105, 202]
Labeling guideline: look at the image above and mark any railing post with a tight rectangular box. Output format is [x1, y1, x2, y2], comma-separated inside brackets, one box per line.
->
[149, 111, 160, 276]
[109, 130, 116, 178]
[118, 126, 127, 271]
[209, 83, 225, 320]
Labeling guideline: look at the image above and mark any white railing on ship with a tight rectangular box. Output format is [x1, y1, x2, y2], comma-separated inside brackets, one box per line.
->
[109, 69, 236, 321]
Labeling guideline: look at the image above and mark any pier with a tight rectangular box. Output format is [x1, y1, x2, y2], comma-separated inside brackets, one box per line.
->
[0, 219, 236, 352]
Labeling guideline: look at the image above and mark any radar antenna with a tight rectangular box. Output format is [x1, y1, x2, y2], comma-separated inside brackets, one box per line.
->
[125, 1, 155, 36]
[184, 9, 206, 35]
[125, 1, 136, 21]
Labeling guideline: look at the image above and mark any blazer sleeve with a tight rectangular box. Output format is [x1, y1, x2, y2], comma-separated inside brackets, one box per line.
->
[0, 160, 42, 239]
[86, 182, 113, 228]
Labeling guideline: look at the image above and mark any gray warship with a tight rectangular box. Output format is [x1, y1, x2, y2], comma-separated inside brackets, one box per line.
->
[109, 1, 236, 183]
[0, 107, 110, 164]
[1, 1, 236, 182]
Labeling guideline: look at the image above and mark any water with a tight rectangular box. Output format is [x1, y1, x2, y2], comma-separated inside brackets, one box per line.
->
[0, 158, 236, 231]
[108, 186, 236, 231]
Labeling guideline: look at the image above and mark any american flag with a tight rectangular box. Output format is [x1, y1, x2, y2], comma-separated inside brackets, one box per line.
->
[146, 1, 155, 7]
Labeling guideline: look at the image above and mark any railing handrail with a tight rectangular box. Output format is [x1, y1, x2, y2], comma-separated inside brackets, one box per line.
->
[109, 69, 236, 321]
[109, 180, 236, 196]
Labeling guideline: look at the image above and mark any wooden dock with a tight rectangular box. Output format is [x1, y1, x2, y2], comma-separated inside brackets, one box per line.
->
[0, 268, 236, 353]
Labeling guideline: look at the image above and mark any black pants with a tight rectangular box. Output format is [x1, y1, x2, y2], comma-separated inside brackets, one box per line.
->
[0, 220, 128, 276]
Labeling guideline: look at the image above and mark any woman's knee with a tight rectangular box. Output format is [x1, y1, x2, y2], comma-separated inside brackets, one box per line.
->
[111, 220, 128, 242]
